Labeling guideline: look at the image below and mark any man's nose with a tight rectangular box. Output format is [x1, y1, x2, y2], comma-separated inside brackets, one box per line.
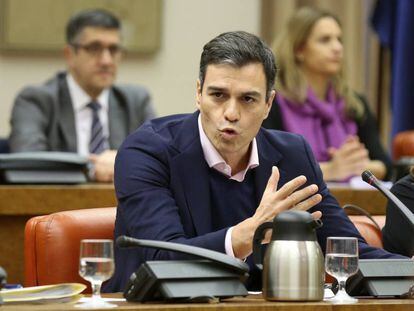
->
[99, 48, 114, 65]
[224, 100, 240, 122]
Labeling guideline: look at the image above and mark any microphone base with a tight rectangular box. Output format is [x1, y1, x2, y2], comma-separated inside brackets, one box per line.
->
[123, 259, 248, 302]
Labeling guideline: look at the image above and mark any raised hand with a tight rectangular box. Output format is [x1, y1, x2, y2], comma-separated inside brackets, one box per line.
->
[231, 166, 322, 259]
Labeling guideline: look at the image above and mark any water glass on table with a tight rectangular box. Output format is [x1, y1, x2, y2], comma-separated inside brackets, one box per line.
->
[325, 237, 359, 303]
[76, 239, 116, 309]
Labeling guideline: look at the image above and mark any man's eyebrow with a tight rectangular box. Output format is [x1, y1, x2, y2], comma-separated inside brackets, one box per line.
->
[241, 90, 261, 98]
[206, 86, 227, 92]
[205, 86, 262, 98]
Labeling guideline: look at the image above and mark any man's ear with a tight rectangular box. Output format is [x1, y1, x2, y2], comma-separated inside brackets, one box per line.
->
[63, 45, 74, 66]
[196, 79, 202, 109]
[264, 89, 275, 119]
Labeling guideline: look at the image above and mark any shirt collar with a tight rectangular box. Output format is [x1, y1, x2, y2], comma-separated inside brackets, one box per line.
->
[198, 114, 259, 182]
[66, 73, 109, 112]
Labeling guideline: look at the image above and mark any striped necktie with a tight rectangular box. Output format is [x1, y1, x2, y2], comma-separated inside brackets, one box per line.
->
[88, 101, 106, 154]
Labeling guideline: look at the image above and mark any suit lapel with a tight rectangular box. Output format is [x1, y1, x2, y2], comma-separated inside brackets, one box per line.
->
[57, 75, 77, 152]
[171, 112, 212, 236]
[254, 129, 285, 203]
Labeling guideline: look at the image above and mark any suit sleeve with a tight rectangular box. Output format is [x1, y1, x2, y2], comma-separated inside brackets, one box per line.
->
[9, 87, 51, 152]
[114, 126, 228, 262]
[139, 89, 156, 122]
[301, 136, 406, 259]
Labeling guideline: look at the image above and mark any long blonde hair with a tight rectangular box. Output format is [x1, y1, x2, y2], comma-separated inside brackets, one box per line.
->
[273, 6, 363, 118]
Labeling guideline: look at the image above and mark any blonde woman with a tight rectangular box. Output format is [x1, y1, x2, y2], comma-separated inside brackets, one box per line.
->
[263, 6, 390, 181]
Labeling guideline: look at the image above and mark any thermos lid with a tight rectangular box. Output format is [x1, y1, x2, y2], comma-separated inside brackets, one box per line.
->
[272, 210, 321, 241]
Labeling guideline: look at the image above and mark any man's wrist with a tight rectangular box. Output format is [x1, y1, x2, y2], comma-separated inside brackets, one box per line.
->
[231, 217, 256, 259]
[87, 161, 96, 181]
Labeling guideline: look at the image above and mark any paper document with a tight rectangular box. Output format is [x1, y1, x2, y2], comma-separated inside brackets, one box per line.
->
[0, 283, 86, 303]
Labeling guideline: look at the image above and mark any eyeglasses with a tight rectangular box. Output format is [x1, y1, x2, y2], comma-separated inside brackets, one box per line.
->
[72, 42, 123, 57]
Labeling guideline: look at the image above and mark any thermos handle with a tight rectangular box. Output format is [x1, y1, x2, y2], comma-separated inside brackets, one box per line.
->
[252, 222, 273, 270]
[312, 219, 323, 229]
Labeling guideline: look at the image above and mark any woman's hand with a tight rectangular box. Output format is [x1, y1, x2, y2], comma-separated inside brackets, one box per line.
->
[321, 136, 370, 181]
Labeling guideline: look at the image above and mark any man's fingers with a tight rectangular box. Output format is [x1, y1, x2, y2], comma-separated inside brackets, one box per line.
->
[311, 211, 322, 220]
[264, 166, 280, 194]
[292, 194, 322, 211]
[276, 175, 307, 199]
[286, 184, 318, 207]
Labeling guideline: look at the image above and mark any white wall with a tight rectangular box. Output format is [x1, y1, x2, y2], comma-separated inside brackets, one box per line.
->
[0, 0, 261, 137]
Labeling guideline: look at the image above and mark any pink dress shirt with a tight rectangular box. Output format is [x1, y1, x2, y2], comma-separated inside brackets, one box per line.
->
[198, 116, 259, 258]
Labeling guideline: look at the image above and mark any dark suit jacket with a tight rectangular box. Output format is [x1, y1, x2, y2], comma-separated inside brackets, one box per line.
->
[105, 111, 404, 293]
[382, 174, 414, 257]
[9, 72, 155, 152]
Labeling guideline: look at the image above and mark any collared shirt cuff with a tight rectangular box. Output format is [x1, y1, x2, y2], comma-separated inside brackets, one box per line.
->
[225, 227, 236, 257]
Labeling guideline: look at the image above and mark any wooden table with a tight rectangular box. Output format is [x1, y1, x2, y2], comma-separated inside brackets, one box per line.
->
[1, 295, 413, 310]
[328, 185, 387, 215]
[0, 184, 385, 284]
[0, 183, 385, 215]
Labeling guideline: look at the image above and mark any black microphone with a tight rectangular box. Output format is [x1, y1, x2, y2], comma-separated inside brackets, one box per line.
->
[116, 235, 249, 273]
[361, 170, 414, 229]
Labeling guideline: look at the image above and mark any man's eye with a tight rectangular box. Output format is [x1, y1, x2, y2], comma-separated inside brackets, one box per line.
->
[212, 92, 223, 98]
[86, 44, 102, 53]
[244, 96, 255, 103]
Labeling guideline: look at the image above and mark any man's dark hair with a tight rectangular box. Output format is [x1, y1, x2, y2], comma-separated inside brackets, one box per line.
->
[66, 9, 121, 44]
[199, 31, 277, 101]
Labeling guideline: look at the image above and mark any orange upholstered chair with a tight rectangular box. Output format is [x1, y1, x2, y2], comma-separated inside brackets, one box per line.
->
[393, 130, 414, 160]
[349, 215, 385, 248]
[24, 207, 116, 291]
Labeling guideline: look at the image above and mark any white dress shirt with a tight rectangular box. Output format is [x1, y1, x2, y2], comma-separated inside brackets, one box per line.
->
[66, 74, 110, 156]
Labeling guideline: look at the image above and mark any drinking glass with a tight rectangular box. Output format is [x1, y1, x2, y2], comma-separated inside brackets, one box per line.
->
[325, 237, 359, 303]
[76, 239, 116, 309]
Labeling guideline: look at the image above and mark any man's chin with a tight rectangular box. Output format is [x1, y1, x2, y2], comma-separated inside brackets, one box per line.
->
[93, 79, 114, 91]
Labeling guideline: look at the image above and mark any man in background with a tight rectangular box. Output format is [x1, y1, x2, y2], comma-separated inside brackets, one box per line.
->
[9, 9, 155, 182]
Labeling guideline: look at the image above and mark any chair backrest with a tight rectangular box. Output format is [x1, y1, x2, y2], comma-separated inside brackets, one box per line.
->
[24, 207, 116, 291]
[393, 130, 414, 160]
[349, 215, 385, 248]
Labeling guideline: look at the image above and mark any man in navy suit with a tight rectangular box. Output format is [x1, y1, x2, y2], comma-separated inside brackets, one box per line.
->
[105, 31, 403, 292]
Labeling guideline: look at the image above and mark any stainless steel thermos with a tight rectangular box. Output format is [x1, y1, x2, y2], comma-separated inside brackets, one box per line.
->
[253, 210, 325, 301]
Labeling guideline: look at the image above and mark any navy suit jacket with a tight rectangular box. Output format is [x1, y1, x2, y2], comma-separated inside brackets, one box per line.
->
[104, 111, 402, 292]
